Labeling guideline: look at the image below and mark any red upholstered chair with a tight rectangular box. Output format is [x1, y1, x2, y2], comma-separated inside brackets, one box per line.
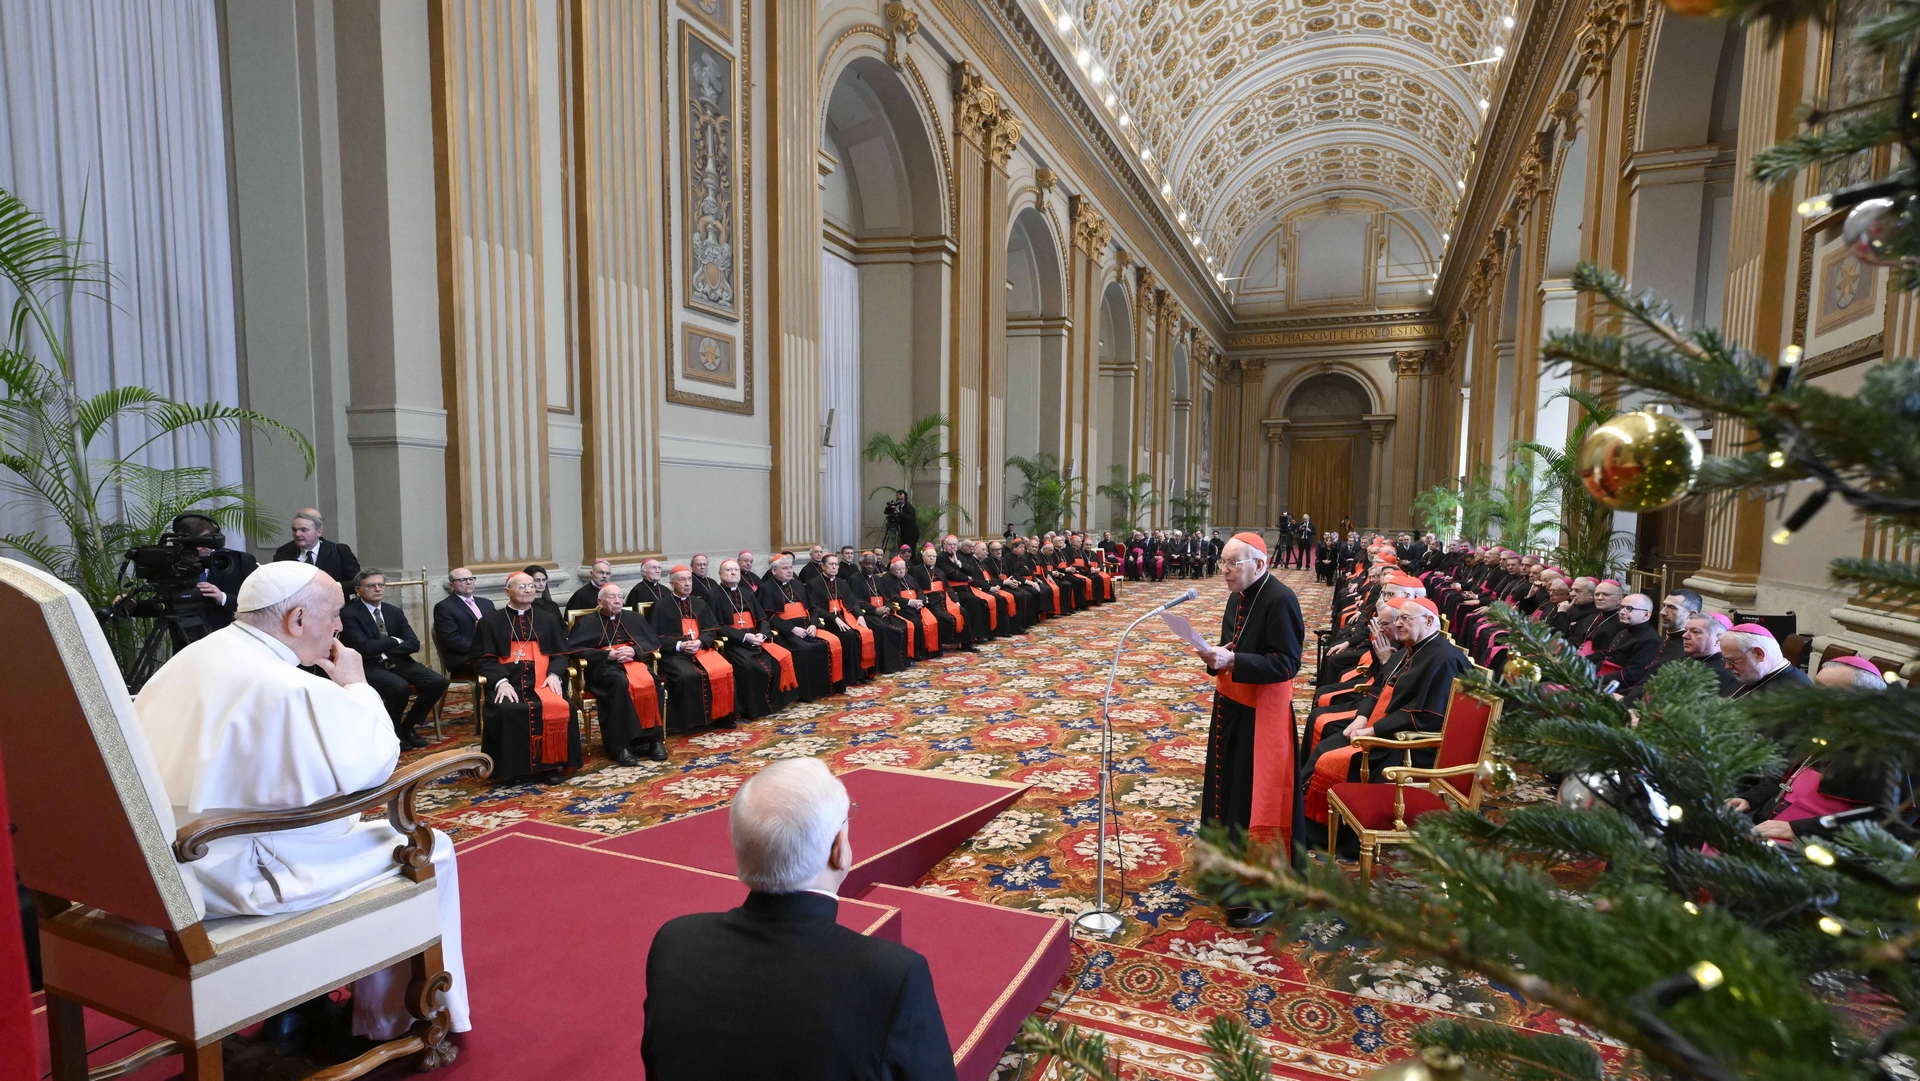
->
[1326, 677, 1504, 881]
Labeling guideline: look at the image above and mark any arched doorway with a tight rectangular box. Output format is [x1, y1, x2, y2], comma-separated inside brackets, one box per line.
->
[1095, 280, 1133, 532]
[1281, 372, 1371, 534]
[820, 56, 946, 548]
[1004, 206, 1066, 531]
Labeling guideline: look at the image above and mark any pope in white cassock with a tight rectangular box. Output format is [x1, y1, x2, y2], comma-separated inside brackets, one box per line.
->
[134, 560, 471, 1039]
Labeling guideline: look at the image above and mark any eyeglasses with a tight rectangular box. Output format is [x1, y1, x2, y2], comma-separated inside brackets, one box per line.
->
[449, 576, 476, 583]
[1222, 557, 1260, 569]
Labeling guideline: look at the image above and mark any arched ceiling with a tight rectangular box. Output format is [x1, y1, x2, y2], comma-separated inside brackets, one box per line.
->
[1037, 0, 1517, 287]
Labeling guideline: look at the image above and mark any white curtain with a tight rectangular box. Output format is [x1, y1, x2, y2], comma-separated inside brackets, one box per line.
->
[0, 0, 242, 533]
[820, 250, 862, 549]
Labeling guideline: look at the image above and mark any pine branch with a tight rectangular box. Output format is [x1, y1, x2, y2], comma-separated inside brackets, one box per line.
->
[1749, 108, 1903, 187]
[1829, 555, 1920, 606]
[1201, 1016, 1272, 1081]
[1416, 1020, 1607, 1081]
[1016, 1017, 1120, 1081]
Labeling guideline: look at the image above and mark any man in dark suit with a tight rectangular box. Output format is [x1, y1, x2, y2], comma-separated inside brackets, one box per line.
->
[272, 507, 361, 587]
[340, 568, 447, 748]
[642, 758, 956, 1081]
[175, 513, 257, 631]
[432, 566, 494, 675]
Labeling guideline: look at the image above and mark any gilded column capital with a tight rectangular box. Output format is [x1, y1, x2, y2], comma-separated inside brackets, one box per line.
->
[1576, 0, 1631, 83]
[1391, 349, 1431, 378]
[883, 2, 919, 70]
[1114, 248, 1133, 270]
[1158, 291, 1181, 322]
[1136, 266, 1157, 296]
[1034, 167, 1058, 200]
[1070, 195, 1109, 256]
[986, 108, 1023, 167]
[954, 63, 999, 146]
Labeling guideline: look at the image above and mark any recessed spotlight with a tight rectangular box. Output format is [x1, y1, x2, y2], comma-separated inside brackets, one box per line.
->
[1442, 231, 1450, 242]
[1478, 98, 1490, 110]
[1457, 179, 1466, 190]
[1077, 48, 1091, 66]
[1119, 114, 1131, 127]
[1141, 147, 1152, 161]
[1161, 181, 1173, 196]
[1056, 12, 1073, 32]
[1091, 64, 1106, 84]
[1492, 46, 1506, 59]
[1502, 14, 1515, 28]
[1104, 92, 1117, 108]
[1177, 210, 1188, 224]
[1205, 255, 1214, 264]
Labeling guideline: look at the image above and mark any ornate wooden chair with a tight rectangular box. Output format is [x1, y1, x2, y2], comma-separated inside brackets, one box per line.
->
[0, 559, 490, 1080]
[1325, 677, 1504, 881]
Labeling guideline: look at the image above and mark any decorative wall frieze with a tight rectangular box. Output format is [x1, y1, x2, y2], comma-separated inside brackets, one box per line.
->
[1226, 321, 1440, 351]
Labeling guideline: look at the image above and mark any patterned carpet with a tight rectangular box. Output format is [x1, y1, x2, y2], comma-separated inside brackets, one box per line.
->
[412, 569, 1583, 1079]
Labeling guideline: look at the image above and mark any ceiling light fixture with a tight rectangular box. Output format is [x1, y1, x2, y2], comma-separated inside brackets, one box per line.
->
[1091, 64, 1106, 84]
[1442, 231, 1450, 242]
[1077, 47, 1091, 67]
[1177, 210, 1189, 224]
[1161, 181, 1173, 196]
[1479, 98, 1490, 110]
[1104, 91, 1117, 108]
[1492, 45, 1506, 59]
[1119, 114, 1131, 127]
[1457, 179, 1466, 190]
[1502, 14, 1515, 28]
[1056, 11, 1073, 32]
[1141, 147, 1152, 161]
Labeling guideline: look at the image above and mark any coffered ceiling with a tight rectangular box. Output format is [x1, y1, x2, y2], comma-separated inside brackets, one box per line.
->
[1033, 0, 1517, 292]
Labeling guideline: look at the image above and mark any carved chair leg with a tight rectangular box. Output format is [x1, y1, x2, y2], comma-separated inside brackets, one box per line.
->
[1327, 812, 1339, 862]
[407, 943, 458, 1071]
[44, 991, 88, 1081]
[1358, 839, 1374, 883]
[180, 1040, 224, 1081]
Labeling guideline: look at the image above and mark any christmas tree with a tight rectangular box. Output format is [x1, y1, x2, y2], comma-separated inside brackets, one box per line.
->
[1031, 1, 1920, 1078]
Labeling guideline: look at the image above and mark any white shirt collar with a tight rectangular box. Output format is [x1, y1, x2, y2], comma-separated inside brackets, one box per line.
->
[232, 621, 300, 666]
[364, 599, 383, 615]
[804, 888, 840, 902]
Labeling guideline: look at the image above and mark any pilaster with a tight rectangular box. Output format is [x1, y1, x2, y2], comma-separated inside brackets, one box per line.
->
[769, 0, 823, 549]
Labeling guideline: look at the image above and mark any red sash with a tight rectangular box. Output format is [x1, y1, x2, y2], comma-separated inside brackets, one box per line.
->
[831, 598, 875, 669]
[874, 593, 916, 658]
[925, 579, 964, 632]
[779, 600, 841, 682]
[1305, 678, 1399, 824]
[506, 639, 571, 765]
[1215, 668, 1296, 850]
[733, 611, 798, 691]
[621, 659, 660, 730]
[898, 589, 940, 651]
[680, 615, 734, 720]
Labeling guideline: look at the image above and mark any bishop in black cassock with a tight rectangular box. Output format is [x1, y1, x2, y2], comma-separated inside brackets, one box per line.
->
[845, 555, 912, 672]
[566, 583, 667, 764]
[759, 559, 841, 700]
[650, 567, 735, 732]
[475, 572, 584, 783]
[713, 560, 801, 719]
[1194, 533, 1303, 927]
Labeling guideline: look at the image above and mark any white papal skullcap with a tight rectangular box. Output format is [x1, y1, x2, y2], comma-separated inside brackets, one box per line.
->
[236, 560, 327, 613]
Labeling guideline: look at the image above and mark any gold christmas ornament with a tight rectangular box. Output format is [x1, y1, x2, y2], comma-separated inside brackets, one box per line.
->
[1503, 655, 1541, 684]
[1363, 1047, 1490, 1080]
[1476, 758, 1517, 796]
[1576, 410, 1703, 512]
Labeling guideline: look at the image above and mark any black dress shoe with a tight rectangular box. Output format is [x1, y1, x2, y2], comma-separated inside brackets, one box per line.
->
[614, 748, 640, 767]
[647, 739, 669, 761]
[1225, 907, 1272, 929]
[259, 1007, 309, 1054]
[541, 770, 565, 785]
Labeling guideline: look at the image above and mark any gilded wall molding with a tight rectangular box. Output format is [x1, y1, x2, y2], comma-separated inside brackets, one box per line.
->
[883, 1, 919, 69]
[816, 29, 955, 240]
[1227, 321, 1440, 351]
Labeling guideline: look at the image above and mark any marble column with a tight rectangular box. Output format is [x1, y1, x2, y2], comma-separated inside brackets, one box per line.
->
[1365, 415, 1395, 529]
[1389, 350, 1429, 530]
[1261, 418, 1289, 525]
[1685, 21, 1808, 610]
[1067, 196, 1110, 528]
[951, 64, 1018, 533]
[769, 0, 823, 549]
[1237, 360, 1267, 529]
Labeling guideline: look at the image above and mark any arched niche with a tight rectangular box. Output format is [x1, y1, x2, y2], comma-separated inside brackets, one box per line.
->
[1269, 368, 1378, 536]
[1094, 279, 1133, 532]
[819, 54, 948, 548]
[1005, 205, 1067, 529]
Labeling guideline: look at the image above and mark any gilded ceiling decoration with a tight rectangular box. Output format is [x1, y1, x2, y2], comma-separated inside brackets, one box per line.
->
[1038, 0, 1516, 274]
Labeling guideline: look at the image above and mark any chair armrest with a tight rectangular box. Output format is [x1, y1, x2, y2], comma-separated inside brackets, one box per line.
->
[1381, 763, 1481, 782]
[175, 749, 494, 881]
[1350, 734, 1442, 751]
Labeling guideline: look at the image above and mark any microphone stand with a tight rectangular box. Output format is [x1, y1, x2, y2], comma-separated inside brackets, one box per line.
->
[1075, 588, 1196, 938]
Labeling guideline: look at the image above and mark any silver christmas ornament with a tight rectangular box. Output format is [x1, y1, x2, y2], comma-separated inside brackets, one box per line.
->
[1557, 772, 1604, 812]
[1841, 197, 1908, 267]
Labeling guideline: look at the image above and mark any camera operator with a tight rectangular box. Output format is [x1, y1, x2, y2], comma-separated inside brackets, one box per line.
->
[884, 489, 919, 553]
[177, 513, 258, 630]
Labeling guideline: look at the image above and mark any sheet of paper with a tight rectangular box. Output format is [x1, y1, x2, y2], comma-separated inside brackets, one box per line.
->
[1160, 613, 1209, 651]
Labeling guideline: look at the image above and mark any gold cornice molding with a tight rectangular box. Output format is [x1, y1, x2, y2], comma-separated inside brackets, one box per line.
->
[1226, 321, 1440, 350]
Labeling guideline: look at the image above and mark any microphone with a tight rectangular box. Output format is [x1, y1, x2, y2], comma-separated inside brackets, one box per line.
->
[1143, 588, 1199, 617]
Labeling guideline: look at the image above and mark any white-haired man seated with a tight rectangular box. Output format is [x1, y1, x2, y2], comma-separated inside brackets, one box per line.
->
[1736, 656, 1898, 843]
[1720, 622, 1812, 699]
[642, 758, 955, 1080]
[135, 561, 469, 1048]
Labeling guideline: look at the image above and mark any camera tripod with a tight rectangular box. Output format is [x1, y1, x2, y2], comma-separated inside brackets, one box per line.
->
[122, 586, 213, 691]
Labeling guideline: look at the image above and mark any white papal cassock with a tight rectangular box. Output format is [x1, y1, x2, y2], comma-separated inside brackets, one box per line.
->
[135, 620, 471, 1037]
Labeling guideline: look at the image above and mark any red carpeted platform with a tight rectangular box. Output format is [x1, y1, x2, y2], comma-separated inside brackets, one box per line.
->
[589, 766, 1030, 894]
[440, 831, 903, 1079]
[855, 885, 1072, 1081]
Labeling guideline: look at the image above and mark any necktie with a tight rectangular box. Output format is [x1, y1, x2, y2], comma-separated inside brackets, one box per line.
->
[374, 605, 387, 638]
[304, 549, 316, 565]
[463, 596, 481, 619]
